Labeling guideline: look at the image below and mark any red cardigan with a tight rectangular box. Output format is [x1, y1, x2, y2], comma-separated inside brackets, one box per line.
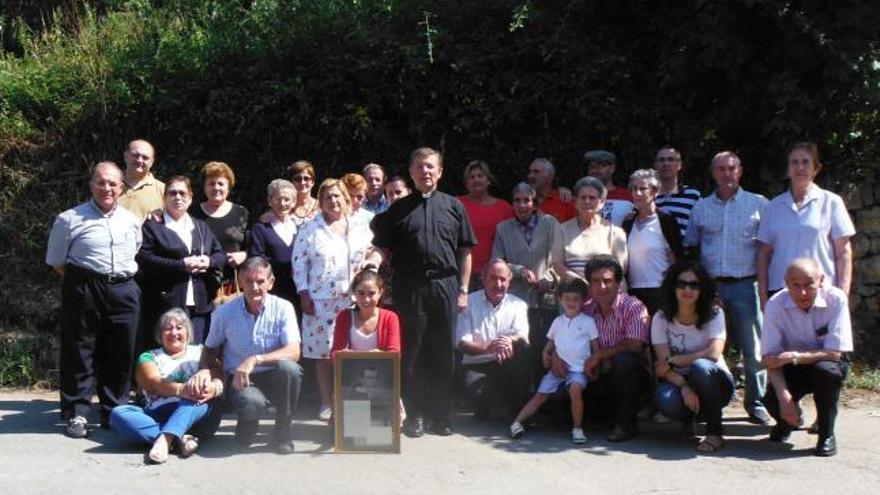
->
[331, 308, 401, 358]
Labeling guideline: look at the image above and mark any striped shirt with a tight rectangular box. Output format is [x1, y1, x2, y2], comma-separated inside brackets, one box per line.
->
[656, 185, 701, 237]
[581, 292, 649, 349]
[685, 188, 768, 278]
[206, 294, 301, 374]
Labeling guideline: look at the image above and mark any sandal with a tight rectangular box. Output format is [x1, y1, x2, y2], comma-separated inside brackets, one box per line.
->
[696, 435, 724, 453]
[147, 435, 170, 464]
[177, 434, 199, 459]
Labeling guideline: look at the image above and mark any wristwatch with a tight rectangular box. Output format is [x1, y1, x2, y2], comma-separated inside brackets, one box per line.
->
[791, 352, 800, 366]
[255, 354, 264, 366]
[459, 286, 468, 295]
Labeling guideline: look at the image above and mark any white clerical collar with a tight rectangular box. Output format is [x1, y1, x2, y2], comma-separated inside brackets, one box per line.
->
[422, 192, 434, 199]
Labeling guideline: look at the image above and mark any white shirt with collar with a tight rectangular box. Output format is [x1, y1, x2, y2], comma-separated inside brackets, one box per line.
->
[163, 212, 196, 306]
[456, 290, 529, 365]
[761, 286, 853, 356]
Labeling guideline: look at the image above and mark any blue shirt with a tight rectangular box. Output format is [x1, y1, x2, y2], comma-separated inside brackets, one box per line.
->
[761, 286, 853, 356]
[685, 188, 768, 278]
[206, 294, 301, 374]
[756, 184, 855, 291]
[363, 194, 388, 214]
[45, 201, 141, 276]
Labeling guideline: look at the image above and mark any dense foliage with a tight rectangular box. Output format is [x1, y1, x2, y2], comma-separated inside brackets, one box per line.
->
[1, 1, 878, 356]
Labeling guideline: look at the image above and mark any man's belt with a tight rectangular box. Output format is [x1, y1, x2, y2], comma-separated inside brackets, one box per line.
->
[715, 275, 756, 284]
[66, 264, 134, 284]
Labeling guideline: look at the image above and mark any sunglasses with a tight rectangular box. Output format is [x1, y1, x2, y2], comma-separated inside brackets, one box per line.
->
[166, 190, 189, 197]
[292, 175, 313, 183]
[675, 280, 700, 290]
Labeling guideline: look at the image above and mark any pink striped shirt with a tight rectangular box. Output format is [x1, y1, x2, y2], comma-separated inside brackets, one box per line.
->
[581, 293, 649, 349]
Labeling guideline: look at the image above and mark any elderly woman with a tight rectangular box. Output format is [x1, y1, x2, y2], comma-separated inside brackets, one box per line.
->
[191, 161, 249, 298]
[491, 182, 559, 376]
[552, 176, 627, 282]
[341, 172, 375, 224]
[293, 178, 381, 420]
[757, 143, 855, 308]
[109, 308, 224, 464]
[458, 160, 514, 288]
[289, 160, 320, 228]
[138, 176, 226, 344]
[248, 179, 298, 304]
[622, 169, 683, 314]
[652, 260, 734, 453]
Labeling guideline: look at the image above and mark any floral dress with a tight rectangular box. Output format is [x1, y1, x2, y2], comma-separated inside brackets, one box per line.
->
[293, 214, 373, 359]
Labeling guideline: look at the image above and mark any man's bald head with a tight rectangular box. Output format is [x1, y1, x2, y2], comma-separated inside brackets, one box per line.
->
[784, 258, 824, 310]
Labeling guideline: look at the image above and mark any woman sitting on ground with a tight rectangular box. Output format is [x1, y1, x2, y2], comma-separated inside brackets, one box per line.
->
[109, 308, 224, 464]
[651, 260, 734, 453]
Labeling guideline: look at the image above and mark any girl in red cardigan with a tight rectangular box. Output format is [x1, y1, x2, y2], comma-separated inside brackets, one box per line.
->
[331, 270, 401, 355]
[331, 270, 404, 424]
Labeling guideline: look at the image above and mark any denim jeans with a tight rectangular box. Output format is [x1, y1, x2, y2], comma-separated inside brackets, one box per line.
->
[655, 358, 735, 436]
[109, 399, 220, 444]
[718, 278, 766, 412]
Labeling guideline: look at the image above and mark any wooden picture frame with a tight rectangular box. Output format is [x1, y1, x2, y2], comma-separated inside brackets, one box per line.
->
[333, 351, 401, 453]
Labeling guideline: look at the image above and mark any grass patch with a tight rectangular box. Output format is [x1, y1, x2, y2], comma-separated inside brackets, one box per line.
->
[846, 363, 880, 392]
[0, 332, 56, 389]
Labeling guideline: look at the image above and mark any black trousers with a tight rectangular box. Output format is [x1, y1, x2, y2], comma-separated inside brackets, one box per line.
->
[60, 269, 140, 420]
[763, 360, 848, 438]
[527, 307, 557, 387]
[395, 277, 458, 423]
[582, 351, 651, 430]
[628, 287, 662, 316]
[461, 341, 532, 414]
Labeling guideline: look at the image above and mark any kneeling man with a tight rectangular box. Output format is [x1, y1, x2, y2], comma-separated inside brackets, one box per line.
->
[195, 256, 303, 454]
[456, 259, 531, 419]
[761, 258, 852, 457]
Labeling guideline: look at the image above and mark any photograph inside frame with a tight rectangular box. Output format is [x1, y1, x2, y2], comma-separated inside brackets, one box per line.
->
[334, 351, 401, 453]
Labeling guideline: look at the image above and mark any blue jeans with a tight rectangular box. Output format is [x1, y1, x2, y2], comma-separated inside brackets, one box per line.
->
[718, 278, 766, 411]
[109, 399, 220, 444]
[655, 359, 734, 436]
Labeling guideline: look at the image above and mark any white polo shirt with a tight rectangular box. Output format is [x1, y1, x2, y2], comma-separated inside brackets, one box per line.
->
[456, 290, 529, 365]
[761, 287, 853, 356]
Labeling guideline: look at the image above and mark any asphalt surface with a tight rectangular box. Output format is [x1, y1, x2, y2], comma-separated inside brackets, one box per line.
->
[1, 390, 879, 494]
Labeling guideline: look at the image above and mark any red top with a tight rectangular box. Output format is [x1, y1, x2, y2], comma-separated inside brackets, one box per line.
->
[538, 190, 576, 223]
[331, 307, 402, 358]
[606, 187, 634, 201]
[457, 196, 514, 275]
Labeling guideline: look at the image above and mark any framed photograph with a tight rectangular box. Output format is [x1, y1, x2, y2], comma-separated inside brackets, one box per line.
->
[333, 351, 401, 453]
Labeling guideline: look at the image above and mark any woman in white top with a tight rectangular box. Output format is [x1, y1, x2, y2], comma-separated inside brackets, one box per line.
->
[622, 169, 683, 314]
[552, 176, 627, 282]
[652, 260, 734, 453]
[293, 178, 381, 420]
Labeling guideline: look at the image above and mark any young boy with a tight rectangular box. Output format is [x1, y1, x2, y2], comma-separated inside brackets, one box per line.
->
[510, 279, 598, 443]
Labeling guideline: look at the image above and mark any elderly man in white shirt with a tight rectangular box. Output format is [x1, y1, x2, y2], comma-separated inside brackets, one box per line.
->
[761, 258, 852, 457]
[456, 259, 531, 420]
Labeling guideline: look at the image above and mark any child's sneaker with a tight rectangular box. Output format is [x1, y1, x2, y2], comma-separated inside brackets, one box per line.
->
[572, 427, 587, 444]
[509, 421, 525, 439]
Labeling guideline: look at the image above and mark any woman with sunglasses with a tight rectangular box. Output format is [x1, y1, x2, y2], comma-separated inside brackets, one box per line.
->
[651, 259, 734, 453]
[138, 176, 226, 345]
[289, 160, 320, 228]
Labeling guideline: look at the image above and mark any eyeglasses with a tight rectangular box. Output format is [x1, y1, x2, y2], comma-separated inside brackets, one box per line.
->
[292, 175, 313, 183]
[166, 190, 189, 197]
[655, 156, 680, 163]
[675, 280, 700, 290]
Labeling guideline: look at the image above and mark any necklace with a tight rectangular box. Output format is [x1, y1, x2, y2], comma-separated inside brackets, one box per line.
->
[293, 197, 317, 219]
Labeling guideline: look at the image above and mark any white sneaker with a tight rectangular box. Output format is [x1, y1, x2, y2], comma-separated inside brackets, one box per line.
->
[509, 421, 525, 439]
[572, 427, 587, 444]
[318, 405, 332, 421]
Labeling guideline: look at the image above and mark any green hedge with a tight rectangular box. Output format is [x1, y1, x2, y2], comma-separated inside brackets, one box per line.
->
[1, 0, 878, 353]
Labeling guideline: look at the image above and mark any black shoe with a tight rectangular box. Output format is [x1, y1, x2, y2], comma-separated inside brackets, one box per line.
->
[274, 439, 295, 455]
[429, 420, 454, 436]
[607, 425, 637, 443]
[65, 416, 89, 439]
[747, 407, 772, 426]
[235, 420, 259, 447]
[769, 423, 793, 442]
[403, 417, 425, 438]
[814, 435, 837, 457]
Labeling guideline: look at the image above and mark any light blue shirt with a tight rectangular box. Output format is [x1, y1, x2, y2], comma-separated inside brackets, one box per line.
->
[761, 286, 853, 356]
[206, 294, 301, 374]
[45, 201, 141, 276]
[756, 184, 855, 291]
[685, 188, 768, 278]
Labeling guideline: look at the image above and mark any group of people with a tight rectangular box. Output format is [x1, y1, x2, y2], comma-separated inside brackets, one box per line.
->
[45, 139, 855, 462]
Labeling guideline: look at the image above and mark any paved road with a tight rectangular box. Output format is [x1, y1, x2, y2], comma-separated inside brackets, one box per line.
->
[1, 390, 878, 494]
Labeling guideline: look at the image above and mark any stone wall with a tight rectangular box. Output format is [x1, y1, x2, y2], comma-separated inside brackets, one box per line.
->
[840, 163, 880, 363]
